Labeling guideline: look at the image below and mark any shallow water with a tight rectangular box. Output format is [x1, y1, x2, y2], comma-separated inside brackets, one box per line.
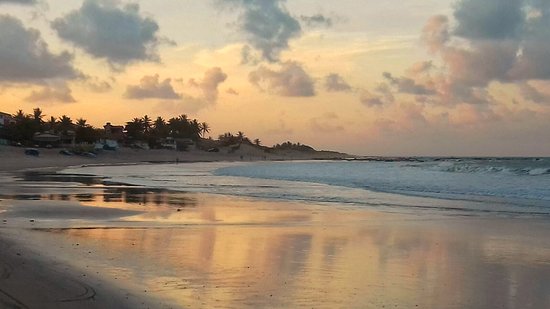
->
[62, 161, 550, 217]
[1, 166, 550, 308]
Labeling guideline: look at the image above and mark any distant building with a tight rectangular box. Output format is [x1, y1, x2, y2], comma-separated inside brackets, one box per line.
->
[104, 122, 124, 141]
[0, 112, 14, 128]
[33, 132, 61, 147]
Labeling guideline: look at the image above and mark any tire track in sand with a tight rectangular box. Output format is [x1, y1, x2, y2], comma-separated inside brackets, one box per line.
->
[0, 288, 29, 309]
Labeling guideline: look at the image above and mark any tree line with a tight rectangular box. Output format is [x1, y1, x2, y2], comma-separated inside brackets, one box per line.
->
[0, 108, 315, 152]
[0, 108, 210, 147]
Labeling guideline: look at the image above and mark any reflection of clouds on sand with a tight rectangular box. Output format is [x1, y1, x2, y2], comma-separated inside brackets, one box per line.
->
[2, 171, 550, 308]
[36, 218, 550, 309]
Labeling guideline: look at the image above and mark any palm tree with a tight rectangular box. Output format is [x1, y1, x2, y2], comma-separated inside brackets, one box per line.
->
[10, 110, 33, 142]
[46, 116, 57, 132]
[142, 115, 152, 133]
[154, 116, 166, 130]
[13, 110, 27, 122]
[178, 114, 188, 123]
[125, 117, 145, 141]
[200, 122, 210, 137]
[76, 118, 88, 128]
[58, 115, 74, 135]
[237, 131, 245, 143]
[253, 138, 261, 146]
[32, 108, 44, 123]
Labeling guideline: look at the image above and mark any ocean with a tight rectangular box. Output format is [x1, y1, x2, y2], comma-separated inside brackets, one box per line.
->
[62, 158, 550, 217]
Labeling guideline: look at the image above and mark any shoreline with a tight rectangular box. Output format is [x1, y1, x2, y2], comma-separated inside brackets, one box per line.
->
[1, 158, 550, 308]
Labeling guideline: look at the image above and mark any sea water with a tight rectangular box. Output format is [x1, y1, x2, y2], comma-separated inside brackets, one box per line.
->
[62, 158, 550, 216]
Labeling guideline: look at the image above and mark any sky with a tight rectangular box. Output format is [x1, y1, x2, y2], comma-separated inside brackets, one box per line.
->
[1, 0, 550, 156]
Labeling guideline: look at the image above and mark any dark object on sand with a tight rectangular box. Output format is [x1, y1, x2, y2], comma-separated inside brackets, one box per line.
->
[81, 152, 97, 158]
[59, 149, 74, 156]
[24, 148, 40, 156]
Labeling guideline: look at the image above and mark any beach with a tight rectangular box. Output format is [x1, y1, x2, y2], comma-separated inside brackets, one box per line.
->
[1, 149, 550, 308]
[0, 145, 348, 172]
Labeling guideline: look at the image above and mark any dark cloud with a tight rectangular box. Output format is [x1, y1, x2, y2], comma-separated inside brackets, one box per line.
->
[25, 85, 76, 103]
[0, 0, 36, 4]
[223, 0, 301, 62]
[0, 15, 78, 83]
[52, 0, 161, 66]
[454, 0, 524, 40]
[189, 67, 228, 103]
[300, 14, 332, 27]
[518, 82, 550, 104]
[324, 73, 352, 92]
[359, 90, 384, 107]
[249, 61, 315, 97]
[87, 79, 112, 93]
[383, 72, 436, 95]
[125, 75, 181, 100]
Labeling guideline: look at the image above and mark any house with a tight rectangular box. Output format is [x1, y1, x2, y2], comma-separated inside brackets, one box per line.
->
[104, 122, 124, 141]
[160, 137, 177, 150]
[0, 112, 14, 128]
[174, 138, 195, 151]
[33, 132, 61, 147]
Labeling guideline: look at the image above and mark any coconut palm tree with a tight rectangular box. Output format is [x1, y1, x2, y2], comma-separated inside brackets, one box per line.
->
[75, 118, 88, 128]
[13, 110, 27, 122]
[154, 116, 166, 130]
[142, 115, 152, 134]
[46, 116, 57, 132]
[125, 118, 145, 141]
[58, 115, 74, 134]
[200, 122, 210, 137]
[32, 108, 44, 123]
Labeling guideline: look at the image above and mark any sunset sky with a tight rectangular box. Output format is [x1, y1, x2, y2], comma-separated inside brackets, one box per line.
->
[1, 0, 550, 156]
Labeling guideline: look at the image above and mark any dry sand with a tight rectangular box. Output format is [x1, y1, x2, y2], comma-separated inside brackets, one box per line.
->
[0, 144, 349, 172]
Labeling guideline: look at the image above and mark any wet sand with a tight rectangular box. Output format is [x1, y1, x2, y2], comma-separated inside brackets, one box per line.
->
[1, 171, 550, 308]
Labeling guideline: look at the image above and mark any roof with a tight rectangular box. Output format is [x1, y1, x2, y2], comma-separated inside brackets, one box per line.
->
[33, 133, 61, 142]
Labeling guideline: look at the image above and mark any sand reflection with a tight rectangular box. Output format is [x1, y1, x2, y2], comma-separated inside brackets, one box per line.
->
[2, 172, 550, 308]
[53, 213, 550, 309]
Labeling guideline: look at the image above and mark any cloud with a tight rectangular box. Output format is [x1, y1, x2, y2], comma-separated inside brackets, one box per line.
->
[0, 0, 36, 4]
[309, 112, 344, 133]
[359, 90, 384, 107]
[324, 73, 352, 92]
[25, 85, 76, 103]
[453, 0, 524, 40]
[188, 67, 228, 103]
[370, 0, 550, 108]
[226, 88, 239, 95]
[155, 68, 228, 113]
[86, 79, 112, 93]
[0, 15, 78, 83]
[222, 0, 301, 62]
[124, 75, 181, 100]
[518, 82, 550, 104]
[249, 61, 315, 97]
[382, 72, 436, 95]
[52, 0, 162, 66]
[421, 15, 449, 53]
[300, 14, 332, 27]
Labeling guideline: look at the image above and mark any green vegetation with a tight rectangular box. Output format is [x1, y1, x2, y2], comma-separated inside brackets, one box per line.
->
[0, 108, 316, 153]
